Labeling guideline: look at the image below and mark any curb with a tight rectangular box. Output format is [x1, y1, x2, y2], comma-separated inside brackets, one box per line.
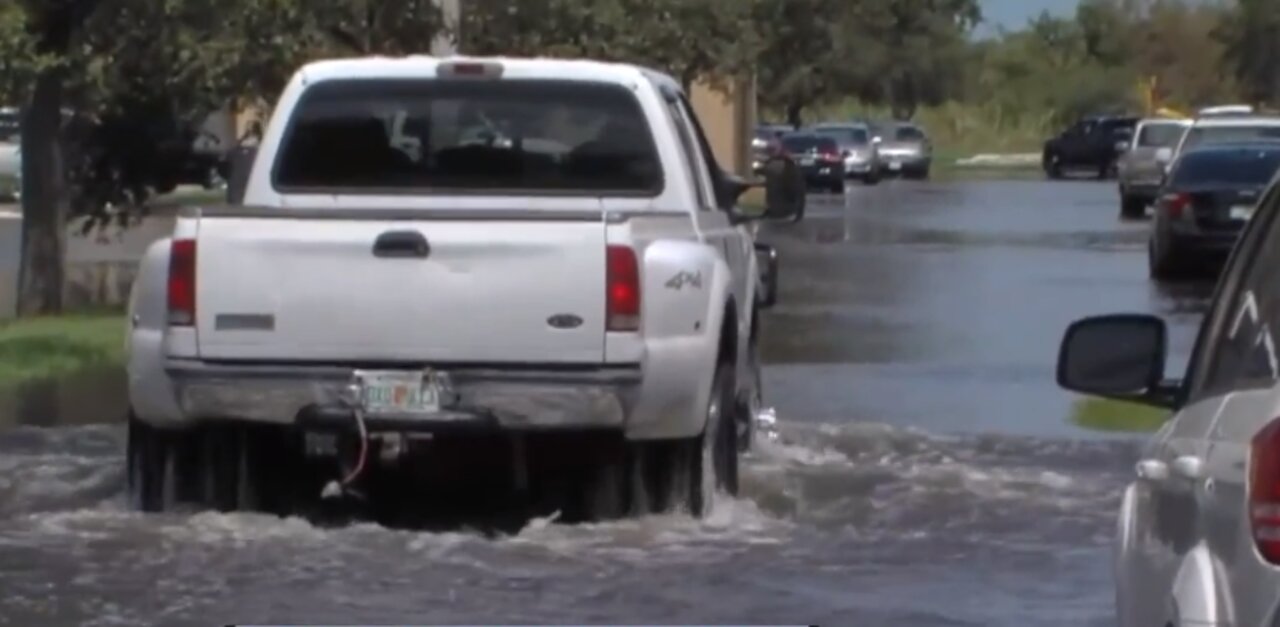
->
[954, 153, 1041, 168]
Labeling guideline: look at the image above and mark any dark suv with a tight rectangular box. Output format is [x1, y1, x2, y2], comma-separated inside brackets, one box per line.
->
[1043, 115, 1139, 179]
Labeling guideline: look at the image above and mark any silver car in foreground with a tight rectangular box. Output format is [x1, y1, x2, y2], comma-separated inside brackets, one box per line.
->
[1057, 168, 1280, 627]
[1117, 117, 1190, 218]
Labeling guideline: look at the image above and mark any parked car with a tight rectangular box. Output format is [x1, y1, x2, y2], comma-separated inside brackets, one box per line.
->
[1117, 117, 1191, 218]
[123, 56, 804, 522]
[1148, 142, 1280, 280]
[1042, 114, 1139, 179]
[806, 122, 882, 184]
[781, 132, 846, 193]
[1166, 114, 1280, 171]
[0, 107, 18, 199]
[870, 121, 932, 179]
[1055, 164, 1280, 627]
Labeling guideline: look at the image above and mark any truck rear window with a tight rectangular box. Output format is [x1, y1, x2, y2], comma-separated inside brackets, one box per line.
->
[272, 79, 663, 195]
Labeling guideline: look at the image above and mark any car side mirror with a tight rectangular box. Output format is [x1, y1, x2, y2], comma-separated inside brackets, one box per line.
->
[754, 242, 778, 309]
[872, 136, 883, 145]
[225, 145, 257, 205]
[1155, 147, 1173, 163]
[1056, 314, 1177, 408]
[1115, 140, 1130, 152]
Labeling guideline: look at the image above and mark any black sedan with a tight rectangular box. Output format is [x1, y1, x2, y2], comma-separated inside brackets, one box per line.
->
[780, 133, 845, 194]
[1149, 142, 1280, 280]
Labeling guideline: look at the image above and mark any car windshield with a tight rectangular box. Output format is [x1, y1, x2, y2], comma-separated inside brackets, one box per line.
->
[812, 127, 869, 145]
[1183, 124, 1280, 150]
[1137, 123, 1186, 147]
[1172, 148, 1280, 186]
[782, 135, 837, 153]
[895, 126, 925, 141]
[273, 78, 662, 194]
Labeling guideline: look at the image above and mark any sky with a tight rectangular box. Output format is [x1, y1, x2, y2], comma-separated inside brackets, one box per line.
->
[977, 0, 1079, 36]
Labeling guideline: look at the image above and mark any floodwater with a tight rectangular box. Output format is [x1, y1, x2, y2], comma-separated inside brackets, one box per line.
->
[0, 178, 1216, 626]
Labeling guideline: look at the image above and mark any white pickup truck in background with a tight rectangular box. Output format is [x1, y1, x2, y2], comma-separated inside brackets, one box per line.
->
[125, 56, 805, 522]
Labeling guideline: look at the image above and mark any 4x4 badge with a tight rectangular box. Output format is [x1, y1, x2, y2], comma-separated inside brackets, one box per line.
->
[665, 270, 703, 290]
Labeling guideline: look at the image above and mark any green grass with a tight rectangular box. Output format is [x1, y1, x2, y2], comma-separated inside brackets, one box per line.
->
[0, 313, 127, 388]
[161, 187, 224, 207]
[1070, 397, 1170, 434]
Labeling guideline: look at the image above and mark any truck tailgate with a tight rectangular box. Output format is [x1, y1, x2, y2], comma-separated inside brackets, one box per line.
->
[192, 214, 607, 363]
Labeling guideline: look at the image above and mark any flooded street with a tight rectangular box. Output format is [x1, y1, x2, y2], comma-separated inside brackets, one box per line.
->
[0, 177, 1215, 626]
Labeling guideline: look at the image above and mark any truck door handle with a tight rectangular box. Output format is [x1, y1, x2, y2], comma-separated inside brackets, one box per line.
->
[372, 231, 430, 259]
[1136, 459, 1169, 481]
[1171, 455, 1204, 481]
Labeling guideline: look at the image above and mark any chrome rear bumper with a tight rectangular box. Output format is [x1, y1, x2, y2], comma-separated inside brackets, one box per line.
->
[165, 360, 642, 431]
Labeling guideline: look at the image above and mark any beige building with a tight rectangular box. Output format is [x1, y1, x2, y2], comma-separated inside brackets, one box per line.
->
[689, 76, 757, 178]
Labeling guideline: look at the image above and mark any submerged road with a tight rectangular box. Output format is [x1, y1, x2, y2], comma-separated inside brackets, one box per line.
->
[0, 176, 1215, 626]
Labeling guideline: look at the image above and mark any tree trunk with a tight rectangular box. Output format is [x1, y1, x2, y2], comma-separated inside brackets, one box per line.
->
[785, 102, 804, 129]
[17, 70, 68, 315]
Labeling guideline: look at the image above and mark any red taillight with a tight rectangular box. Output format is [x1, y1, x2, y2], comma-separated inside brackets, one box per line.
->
[1250, 418, 1280, 563]
[1160, 192, 1191, 219]
[606, 245, 640, 332]
[167, 238, 196, 326]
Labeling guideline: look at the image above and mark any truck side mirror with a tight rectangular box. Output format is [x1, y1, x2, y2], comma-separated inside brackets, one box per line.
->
[760, 155, 805, 222]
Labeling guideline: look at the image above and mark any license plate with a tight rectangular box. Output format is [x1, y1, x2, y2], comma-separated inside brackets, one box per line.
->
[888, 161, 902, 171]
[1231, 204, 1255, 220]
[800, 157, 815, 166]
[356, 370, 440, 416]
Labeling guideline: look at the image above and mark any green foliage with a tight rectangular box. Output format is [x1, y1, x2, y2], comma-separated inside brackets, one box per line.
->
[0, 313, 125, 386]
[461, 0, 760, 89]
[1070, 397, 1168, 433]
[1219, 0, 1280, 105]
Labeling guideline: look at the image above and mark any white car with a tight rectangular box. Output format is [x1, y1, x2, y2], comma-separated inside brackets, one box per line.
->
[1166, 114, 1280, 173]
[124, 55, 804, 522]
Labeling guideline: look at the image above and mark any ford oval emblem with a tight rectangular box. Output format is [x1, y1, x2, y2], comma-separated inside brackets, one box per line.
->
[547, 314, 584, 329]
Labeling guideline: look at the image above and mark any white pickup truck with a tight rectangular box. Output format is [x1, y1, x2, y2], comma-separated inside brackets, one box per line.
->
[124, 56, 804, 522]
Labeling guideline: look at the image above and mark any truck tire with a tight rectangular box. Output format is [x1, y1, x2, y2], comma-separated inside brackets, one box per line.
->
[737, 341, 763, 452]
[128, 413, 308, 515]
[1043, 153, 1063, 179]
[1120, 194, 1146, 219]
[1149, 239, 1185, 281]
[687, 363, 739, 517]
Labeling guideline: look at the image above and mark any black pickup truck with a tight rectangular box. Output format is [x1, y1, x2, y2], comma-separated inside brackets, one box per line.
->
[1042, 115, 1139, 179]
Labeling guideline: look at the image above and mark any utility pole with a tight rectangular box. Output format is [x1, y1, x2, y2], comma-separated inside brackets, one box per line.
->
[432, 0, 460, 56]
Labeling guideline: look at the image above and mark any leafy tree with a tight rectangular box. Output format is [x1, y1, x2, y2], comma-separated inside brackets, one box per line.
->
[751, 0, 847, 127]
[1219, 0, 1280, 105]
[461, 0, 759, 91]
